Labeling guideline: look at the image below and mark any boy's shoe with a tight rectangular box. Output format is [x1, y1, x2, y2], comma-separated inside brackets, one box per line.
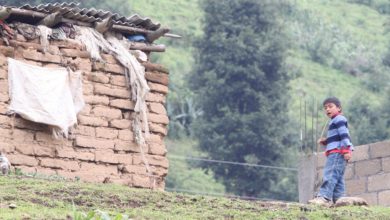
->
[308, 197, 332, 206]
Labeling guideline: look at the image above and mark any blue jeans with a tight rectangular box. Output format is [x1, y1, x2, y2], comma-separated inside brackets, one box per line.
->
[318, 153, 347, 202]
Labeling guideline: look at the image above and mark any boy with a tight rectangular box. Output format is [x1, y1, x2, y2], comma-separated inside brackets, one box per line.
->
[309, 97, 353, 206]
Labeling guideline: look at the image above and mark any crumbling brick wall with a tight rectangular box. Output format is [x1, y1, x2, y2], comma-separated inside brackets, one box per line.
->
[0, 33, 169, 189]
[316, 140, 390, 206]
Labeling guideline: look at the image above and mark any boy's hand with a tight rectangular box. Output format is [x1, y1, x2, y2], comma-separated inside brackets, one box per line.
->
[317, 137, 326, 146]
[344, 152, 352, 162]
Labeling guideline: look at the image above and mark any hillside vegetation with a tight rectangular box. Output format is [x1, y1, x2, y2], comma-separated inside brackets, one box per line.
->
[1, 175, 390, 220]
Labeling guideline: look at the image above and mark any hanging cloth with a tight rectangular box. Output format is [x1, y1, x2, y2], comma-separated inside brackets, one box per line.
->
[7, 58, 85, 137]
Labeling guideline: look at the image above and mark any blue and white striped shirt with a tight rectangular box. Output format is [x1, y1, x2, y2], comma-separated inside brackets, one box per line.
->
[326, 114, 354, 152]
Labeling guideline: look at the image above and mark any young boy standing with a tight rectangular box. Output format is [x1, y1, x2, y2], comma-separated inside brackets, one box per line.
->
[309, 97, 353, 205]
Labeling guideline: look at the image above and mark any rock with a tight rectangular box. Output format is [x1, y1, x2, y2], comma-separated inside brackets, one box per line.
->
[9, 203, 17, 209]
[334, 197, 368, 207]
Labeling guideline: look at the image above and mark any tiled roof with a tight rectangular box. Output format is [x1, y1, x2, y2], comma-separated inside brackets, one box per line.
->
[5, 2, 161, 31]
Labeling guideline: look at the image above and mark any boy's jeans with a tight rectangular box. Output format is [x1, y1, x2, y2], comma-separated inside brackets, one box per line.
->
[318, 153, 347, 202]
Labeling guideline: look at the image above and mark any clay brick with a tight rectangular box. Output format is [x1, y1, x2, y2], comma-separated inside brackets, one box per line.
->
[40, 158, 79, 171]
[34, 146, 56, 157]
[346, 178, 366, 195]
[12, 129, 34, 143]
[352, 144, 370, 161]
[355, 159, 382, 177]
[151, 166, 168, 176]
[110, 75, 127, 87]
[96, 127, 118, 139]
[56, 147, 78, 159]
[0, 69, 7, 79]
[149, 123, 168, 136]
[79, 104, 91, 116]
[8, 154, 38, 166]
[0, 80, 8, 93]
[60, 48, 90, 58]
[148, 134, 163, 144]
[84, 95, 110, 105]
[82, 83, 94, 95]
[22, 50, 61, 63]
[15, 143, 35, 155]
[0, 127, 11, 139]
[80, 162, 118, 175]
[0, 56, 7, 66]
[75, 125, 95, 137]
[50, 39, 83, 49]
[0, 93, 7, 102]
[148, 82, 168, 94]
[382, 157, 390, 172]
[0, 142, 15, 153]
[370, 140, 390, 158]
[118, 130, 134, 141]
[145, 71, 169, 86]
[358, 192, 378, 206]
[142, 62, 169, 74]
[35, 132, 65, 146]
[115, 140, 140, 152]
[110, 99, 135, 110]
[132, 175, 153, 188]
[95, 150, 119, 164]
[123, 165, 147, 174]
[110, 119, 131, 129]
[13, 117, 46, 131]
[73, 57, 92, 72]
[75, 150, 95, 161]
[368, 173, 390, 192]
[94, 84, 130, 99]
[148, 113, 169, 125]
[149, 143, 167, 156]
[148, 103, 167, 115]
[78, 115, 108, 127]
[0, 114, 10, 126]
[91, 106, 122, 120]
[0, 104, 7, 114]
[146, 92, 166, 103]
[378, 190, 390, 206]
[344, 163, 354, 180]
[117, 154, 132, 165]
[92, 62, 125, 74]
[0, 45, 15, 57]
[101, 54, 117, 64]
[133, 154, 169, 168]
[87, 71, 110, 84]
[76, 136, 115, 149]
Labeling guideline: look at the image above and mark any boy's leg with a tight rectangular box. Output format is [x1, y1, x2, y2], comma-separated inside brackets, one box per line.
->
[333, 160, 347, 202]
[318, 153, 345, 201]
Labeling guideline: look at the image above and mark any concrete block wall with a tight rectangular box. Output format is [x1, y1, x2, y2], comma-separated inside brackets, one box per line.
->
[0, 32, 169, 190]
[316, 140, 390, 206]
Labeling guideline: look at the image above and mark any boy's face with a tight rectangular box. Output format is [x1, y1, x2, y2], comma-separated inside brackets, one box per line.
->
[323, 102, 341, 118]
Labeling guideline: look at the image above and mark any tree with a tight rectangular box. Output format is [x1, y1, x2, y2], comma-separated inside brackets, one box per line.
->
[190, 0, 297, 200]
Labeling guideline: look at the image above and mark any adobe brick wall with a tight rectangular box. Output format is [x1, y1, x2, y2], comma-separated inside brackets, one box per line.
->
[316, 140, 390, 206]
[0, 33, 169, 190]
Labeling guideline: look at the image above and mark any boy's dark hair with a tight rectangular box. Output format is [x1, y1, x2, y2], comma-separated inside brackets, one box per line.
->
[323, 97, 341, 108]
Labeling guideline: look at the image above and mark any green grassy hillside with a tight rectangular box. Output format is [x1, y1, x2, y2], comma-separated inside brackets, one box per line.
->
[1, 175, 390, 220]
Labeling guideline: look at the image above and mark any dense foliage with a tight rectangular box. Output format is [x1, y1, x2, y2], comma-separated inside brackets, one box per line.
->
[190, 0, 297, 200]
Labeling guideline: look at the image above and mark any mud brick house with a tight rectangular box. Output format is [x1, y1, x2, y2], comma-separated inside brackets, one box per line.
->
[0, 2, 175, 190]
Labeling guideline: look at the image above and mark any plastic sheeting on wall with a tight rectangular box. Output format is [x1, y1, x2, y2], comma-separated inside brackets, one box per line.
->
[7, 58, 84, 137]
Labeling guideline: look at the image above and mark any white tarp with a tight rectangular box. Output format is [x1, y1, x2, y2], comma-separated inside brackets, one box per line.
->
[7, 58, 84, 137]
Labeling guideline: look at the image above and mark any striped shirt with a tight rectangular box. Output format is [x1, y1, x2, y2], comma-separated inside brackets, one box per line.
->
[325, 114, 354, 152]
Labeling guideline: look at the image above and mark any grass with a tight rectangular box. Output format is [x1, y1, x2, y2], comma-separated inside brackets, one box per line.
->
[1, 175, 390, 219]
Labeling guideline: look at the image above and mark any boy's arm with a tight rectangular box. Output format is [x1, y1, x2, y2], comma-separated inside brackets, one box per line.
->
[335, 119, 353, 153]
